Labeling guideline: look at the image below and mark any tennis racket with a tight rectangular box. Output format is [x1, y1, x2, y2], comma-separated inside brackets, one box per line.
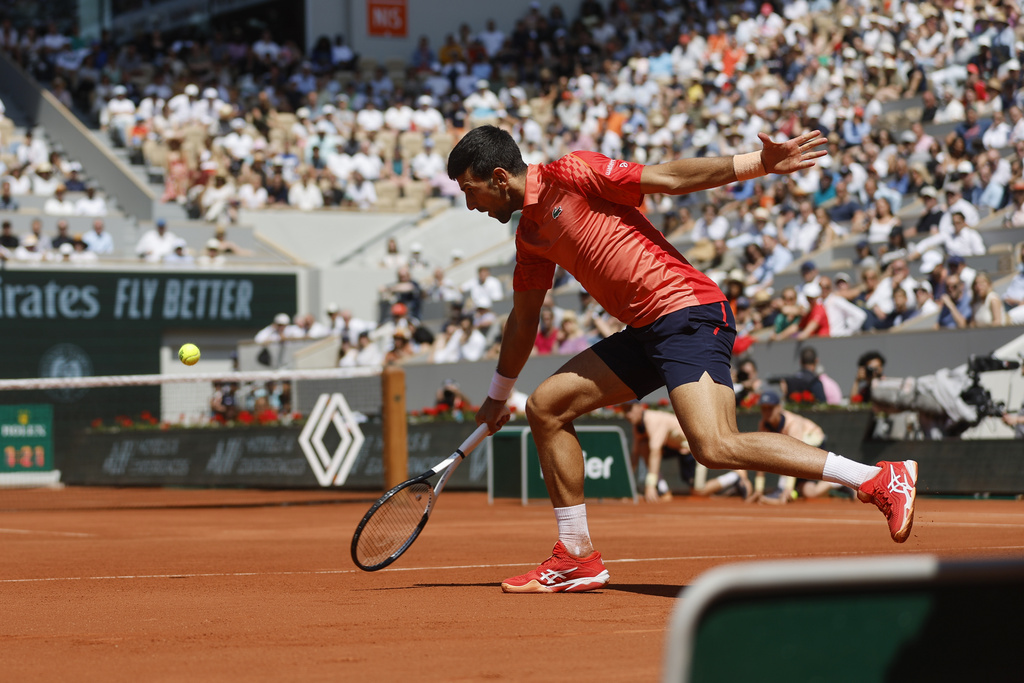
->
[351, 422, 491, 571]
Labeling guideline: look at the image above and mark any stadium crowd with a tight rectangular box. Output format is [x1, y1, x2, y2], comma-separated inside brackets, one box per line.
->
[3, 0, 1024, 372]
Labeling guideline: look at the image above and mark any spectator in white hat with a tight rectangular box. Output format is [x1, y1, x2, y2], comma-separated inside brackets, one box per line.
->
[255, 313, 291, 343]
[464, 79, 503, 128]
[197, 239, 226, 268]
[162, 239, 194, 266]
[411, 95, 446, 134]
[102, 85, 136, 146]
[914, 186, 943, 235]
[14, 233, 45, 262]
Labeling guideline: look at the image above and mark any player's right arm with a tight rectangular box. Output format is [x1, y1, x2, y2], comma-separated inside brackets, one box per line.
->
[476, 288, 546, 433]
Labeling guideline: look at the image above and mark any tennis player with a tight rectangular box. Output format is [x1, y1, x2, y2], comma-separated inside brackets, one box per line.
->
[447, 126, 917, 594]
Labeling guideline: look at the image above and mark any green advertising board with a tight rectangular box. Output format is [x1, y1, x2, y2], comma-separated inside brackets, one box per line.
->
[488, 426, 637, 504]
[0, 404, 55, 481]
[0, 268, 297, 437]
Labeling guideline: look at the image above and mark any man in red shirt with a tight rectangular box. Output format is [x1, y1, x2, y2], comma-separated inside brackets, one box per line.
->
[447, 126, 918, 594]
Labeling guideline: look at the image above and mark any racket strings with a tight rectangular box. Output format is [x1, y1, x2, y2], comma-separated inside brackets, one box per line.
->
[355, 483, 434, 567]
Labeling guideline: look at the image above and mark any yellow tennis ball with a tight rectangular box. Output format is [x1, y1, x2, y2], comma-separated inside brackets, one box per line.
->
[178, 343, 201, 366]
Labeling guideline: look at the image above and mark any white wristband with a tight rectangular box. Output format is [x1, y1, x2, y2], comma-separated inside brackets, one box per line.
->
[734, 151, 766, 181]
[488, 372, 516, 401]
[645, 472, 658, 488]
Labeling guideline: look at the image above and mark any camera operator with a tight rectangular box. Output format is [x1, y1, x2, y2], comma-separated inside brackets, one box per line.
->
[851, 351, 886, 403]
[1001, 362, 1024, 439]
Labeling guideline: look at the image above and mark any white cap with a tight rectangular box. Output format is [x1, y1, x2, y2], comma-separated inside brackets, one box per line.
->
[113, 85, 128, 96]
[203, 87, 218, 99]
[473, 294, 492, 309]
[59, 242, 74, 255]
[914, 280, 933, 294]
[476, 79, 489, 89]
[417, 95, 434, 106]
[919, 250, 944, 274]
[762, 225, 778, 238]
[321, 104, 336, 114]
[22, 234, 38, 247]
[274, 313, 290, 325]
[900, 130, 917, 144]
[184, 84, 199, 96]
[802, 281, 822, 298]
[296, 107, 310, 118]
[327, 302, 339, 313]
[205, 239, 221, 250]
[230, 118, 246, 130]
[919, 185, 938, 198]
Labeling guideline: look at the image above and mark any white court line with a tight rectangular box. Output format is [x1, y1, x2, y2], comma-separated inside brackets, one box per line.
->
[2, 546, 1023, 584]
[0, 527, 94, 538]
[608, 512, 1024, 529]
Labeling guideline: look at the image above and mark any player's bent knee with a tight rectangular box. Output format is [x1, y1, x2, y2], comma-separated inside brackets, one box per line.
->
[525, 392, 556, 429]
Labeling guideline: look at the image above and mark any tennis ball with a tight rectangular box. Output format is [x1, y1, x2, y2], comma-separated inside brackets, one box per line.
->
[178, 343, 201, 366]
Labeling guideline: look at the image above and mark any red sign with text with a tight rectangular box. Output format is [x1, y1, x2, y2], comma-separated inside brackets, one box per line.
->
[367, 0, 407, 38]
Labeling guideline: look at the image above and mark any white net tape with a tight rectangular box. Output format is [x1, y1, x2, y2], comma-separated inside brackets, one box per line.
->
[0, 366, 382, 391]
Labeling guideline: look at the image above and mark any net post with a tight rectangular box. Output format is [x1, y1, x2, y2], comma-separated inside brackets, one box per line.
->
[381, 365, 408, 489]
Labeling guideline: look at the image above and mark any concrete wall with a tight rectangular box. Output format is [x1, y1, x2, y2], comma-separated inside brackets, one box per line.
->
[397, 326, 1024, 412]
[0, 53, 155, 221]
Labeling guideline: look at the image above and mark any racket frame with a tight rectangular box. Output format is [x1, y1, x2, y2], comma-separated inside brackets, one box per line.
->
[351, 423, 490, 571]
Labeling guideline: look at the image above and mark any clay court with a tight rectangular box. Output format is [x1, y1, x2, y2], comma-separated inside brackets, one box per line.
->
[3, 492, 1023, 682]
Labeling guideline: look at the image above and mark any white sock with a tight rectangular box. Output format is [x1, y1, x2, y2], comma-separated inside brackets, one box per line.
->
[554, 504, 593, 557]
[822, 452, 880, 489]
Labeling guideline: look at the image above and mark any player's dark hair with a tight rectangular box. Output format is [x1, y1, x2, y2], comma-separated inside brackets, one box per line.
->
[800, 347, 818, 366]
[447, 125, 528, 181]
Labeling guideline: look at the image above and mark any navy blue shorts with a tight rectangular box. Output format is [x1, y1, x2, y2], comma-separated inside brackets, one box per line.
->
[592, 301, 736, 399]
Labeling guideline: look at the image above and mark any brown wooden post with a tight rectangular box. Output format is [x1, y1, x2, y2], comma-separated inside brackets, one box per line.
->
[381, 365, 408, 489]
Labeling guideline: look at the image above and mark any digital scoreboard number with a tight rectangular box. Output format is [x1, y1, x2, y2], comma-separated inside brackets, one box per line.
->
[0, 405, 54, 473]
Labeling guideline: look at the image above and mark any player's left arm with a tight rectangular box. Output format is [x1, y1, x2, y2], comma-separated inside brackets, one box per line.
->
[639, 130, 827, 196]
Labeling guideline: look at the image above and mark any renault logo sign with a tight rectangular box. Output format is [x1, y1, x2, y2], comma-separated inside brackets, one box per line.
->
[298, 393, 365, 486]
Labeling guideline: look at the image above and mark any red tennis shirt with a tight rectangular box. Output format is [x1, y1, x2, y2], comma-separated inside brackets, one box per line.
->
[514, 151, 727, 327]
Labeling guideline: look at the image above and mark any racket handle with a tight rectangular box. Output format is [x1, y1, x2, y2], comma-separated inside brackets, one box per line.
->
[458, 423, 492, 456]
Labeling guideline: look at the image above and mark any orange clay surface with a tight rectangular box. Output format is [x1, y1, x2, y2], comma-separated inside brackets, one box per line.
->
[3, 491, 1023, 682]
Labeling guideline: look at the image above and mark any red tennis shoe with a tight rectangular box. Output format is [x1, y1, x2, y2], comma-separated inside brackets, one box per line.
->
[858, 460, 918, 543]
[501, 541, 610, 593]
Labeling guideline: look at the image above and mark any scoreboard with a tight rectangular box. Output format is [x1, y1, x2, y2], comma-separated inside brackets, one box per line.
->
[1, 405, 54, 475]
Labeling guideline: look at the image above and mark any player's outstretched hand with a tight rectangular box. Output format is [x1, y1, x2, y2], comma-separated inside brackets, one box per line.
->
[758, 130, 828, 176]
